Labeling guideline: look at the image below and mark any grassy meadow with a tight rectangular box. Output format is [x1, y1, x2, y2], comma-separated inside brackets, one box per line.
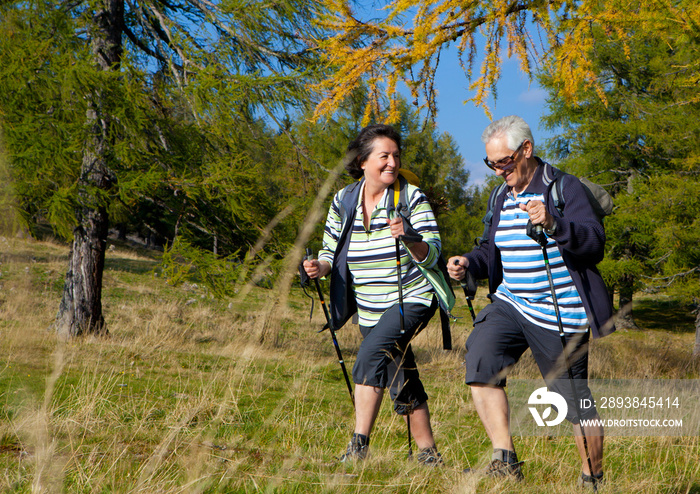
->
[0, 235, 698, 493]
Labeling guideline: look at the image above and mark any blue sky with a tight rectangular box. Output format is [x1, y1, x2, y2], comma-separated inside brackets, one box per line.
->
[429, 44, 553, 186]
[348, 3, 554, 187]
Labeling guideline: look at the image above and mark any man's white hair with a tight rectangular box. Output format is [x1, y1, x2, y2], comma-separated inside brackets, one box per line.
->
[481, 115, 535, 152]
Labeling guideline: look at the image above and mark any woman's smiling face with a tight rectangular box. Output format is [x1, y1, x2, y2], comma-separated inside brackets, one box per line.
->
[361, 136, 401, 190]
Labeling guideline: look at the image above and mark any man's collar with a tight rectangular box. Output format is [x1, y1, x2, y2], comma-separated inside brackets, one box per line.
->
[521, 158, 547, 195]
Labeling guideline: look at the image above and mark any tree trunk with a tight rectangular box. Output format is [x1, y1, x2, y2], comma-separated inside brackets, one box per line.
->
[616, 275, 638, 330]
[55, 0, 123, 337]
[55, 206, 109, 336]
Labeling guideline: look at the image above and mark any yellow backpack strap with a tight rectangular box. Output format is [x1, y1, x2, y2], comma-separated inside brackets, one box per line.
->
[393, 177, 401, 210]
[394, 169, 419, 210]
[398, 168, 420, 186]
[388, 170, 420, 218]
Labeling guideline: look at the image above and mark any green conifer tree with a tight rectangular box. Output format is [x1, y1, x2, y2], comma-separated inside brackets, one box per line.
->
[539, 0, 700, 335]
[0, 0, 324, 336]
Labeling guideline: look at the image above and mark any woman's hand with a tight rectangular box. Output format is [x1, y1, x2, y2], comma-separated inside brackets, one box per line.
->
[388, 216, 430, 262]
[303, 259, 331, 279]
[387, 216, 405, 238]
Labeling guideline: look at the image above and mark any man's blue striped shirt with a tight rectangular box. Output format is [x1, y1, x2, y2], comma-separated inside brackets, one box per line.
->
[493, 191, 589, 333]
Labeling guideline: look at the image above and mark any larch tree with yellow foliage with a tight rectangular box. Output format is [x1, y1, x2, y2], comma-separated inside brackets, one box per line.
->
[313, 0, 699, 124]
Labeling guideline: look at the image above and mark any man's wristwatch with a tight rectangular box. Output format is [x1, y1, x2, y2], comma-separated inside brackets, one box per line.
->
[544, 219, 558, 236]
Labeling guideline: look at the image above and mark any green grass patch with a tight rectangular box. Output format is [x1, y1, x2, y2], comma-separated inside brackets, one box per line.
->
[632, 296, 696, 333]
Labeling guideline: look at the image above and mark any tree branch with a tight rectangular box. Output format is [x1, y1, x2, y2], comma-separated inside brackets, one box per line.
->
[641, 266, 700, 290]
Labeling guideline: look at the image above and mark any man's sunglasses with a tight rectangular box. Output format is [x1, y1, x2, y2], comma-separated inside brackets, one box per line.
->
[483, 141, 525, 171]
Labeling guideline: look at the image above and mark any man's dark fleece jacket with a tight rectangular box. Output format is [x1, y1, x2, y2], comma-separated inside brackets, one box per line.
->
[464, 160, 615, 339]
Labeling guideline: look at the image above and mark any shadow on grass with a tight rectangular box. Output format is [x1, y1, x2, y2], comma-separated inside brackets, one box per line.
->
[633, 298, 696, 334]
[0, 250, 70, 264]
[105, 257, 159, 275]
[681, 483, 700, 494]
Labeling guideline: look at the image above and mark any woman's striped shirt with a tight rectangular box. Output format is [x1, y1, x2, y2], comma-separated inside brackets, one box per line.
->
[319, 181, 440, 328]
[493, 190, 589, 333]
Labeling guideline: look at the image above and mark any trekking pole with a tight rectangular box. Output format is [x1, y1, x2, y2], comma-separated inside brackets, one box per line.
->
[453, 259, 476, 323]
[528, 223, 594, 477]
[394, 236, 413, 459]
[305, 248, 355, 408]
[395, 238, 406, 336]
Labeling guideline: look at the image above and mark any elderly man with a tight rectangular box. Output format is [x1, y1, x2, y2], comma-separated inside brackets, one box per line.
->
[447, 115, 614, 490]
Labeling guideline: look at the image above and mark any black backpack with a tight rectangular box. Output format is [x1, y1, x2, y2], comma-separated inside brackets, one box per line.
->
[480, 163, 613, 245]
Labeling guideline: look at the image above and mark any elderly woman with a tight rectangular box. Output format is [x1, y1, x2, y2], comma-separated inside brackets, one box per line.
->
[447, 115, 614, 490]
[303, 124, 443, 464]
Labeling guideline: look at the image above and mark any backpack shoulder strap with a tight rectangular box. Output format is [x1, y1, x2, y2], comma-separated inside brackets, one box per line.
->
[542, 163, 613, 221]
[398, 174, 411, 214]
[550, 175, 565, 216]
[386, 173, 412, 218]
[337, 179, 363, 234]
[541, 162, 567, 216]
[485, 182, 506, 223]
[479, 181, 507, 244]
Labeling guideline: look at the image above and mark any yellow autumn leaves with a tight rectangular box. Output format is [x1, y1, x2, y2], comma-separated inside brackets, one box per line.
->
[312, 0, 699, 123]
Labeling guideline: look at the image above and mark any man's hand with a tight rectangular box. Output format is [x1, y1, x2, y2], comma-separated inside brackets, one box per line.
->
[447, 255, 469, 281]
[519, 200, 555, 231]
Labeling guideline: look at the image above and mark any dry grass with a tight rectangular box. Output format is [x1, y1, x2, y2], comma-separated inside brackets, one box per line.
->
[0, 235, 698, 493]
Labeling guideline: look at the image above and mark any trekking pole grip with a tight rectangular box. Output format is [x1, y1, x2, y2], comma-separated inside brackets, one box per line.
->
[526, 220, 548, 247]
[454, 259, 476, 297]
[454, 259, 477, 323]
[453, 259, 468, 291]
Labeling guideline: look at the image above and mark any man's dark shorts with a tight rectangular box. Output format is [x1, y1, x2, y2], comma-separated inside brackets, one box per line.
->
[354, 297, 437, 415]
[465, 296, 597, 424]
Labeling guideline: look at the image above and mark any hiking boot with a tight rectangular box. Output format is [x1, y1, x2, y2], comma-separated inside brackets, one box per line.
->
[338, 433, 369, 462]
[464, 449, 523, 480]
[414, 446, 443, 466]
[485, 457, 524, 480]
[578, 472, 604, 491]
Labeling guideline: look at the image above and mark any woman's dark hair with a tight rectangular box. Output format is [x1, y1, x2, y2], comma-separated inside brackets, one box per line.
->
[344, 124, 402, 179]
